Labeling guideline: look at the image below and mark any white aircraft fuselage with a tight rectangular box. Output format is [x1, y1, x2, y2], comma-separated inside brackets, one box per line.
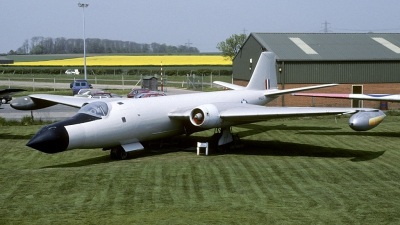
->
[67, 90, 273, 150]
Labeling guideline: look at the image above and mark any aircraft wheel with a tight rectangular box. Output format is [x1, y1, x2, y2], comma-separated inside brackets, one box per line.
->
[110, 148, 118, 159]
[116, 147, 128, 160]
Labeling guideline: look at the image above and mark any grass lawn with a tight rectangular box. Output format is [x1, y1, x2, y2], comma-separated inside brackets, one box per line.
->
[0, 116, 400, 224]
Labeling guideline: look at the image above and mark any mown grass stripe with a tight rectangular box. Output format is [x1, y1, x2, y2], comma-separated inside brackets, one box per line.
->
[230, 156, 268, 202]
[219, 158, 254, 207]
[298, 158, 357, 224]
[151, 163, 163, 208]
[246, 156, 279, 202]
[208, 158, 232, 199]
[281, 157, 321, 206]
[133, 162, 154, 207]
[322, 158, 393, 223]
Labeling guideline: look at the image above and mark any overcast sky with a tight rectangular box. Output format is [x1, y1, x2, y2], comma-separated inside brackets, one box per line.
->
[2, 0, 400, 54]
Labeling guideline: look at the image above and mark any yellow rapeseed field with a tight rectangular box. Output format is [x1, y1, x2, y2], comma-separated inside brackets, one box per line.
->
[12, 55, 231, 66]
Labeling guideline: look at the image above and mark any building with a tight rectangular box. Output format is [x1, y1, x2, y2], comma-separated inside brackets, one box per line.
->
[0, 56, 13, 64]
[233, 33, 400, 109]
[142, 76, 158, 91]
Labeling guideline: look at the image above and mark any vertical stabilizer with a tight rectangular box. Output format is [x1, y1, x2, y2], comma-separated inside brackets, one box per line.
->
[246, 52, 278, 90]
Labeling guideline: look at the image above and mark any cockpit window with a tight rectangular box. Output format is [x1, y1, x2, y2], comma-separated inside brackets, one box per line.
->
[78, 102, 109, 118]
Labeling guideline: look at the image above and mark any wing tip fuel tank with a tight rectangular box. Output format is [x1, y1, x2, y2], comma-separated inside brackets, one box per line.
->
[348, 110, 386, 131]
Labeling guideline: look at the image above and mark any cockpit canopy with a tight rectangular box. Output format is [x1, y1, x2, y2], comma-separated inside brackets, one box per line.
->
[78, 101, 109, 118]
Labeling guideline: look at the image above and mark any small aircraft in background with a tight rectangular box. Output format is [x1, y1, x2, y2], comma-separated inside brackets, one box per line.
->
[0, 88, 26, 106]
[11, 52, 386, 160]
[292, 92, 400, 102]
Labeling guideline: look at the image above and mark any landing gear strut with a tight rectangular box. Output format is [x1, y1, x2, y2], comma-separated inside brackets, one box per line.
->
[211, 127, 242, 152]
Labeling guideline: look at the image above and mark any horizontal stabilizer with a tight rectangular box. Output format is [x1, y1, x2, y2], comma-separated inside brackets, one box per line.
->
[213, 81, 245, 90]
[264, 84, 338, 97]
[0, 88, 26, 98]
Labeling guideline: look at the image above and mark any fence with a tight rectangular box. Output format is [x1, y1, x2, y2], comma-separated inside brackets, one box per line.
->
[0, 73, 233, 91]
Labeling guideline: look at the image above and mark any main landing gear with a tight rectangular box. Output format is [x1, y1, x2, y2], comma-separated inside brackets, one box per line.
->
[109, 146, 128, 160]
[210, 127, 243, 153]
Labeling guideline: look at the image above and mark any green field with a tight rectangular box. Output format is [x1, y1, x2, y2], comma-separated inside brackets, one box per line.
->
[1, 115, 400, 224]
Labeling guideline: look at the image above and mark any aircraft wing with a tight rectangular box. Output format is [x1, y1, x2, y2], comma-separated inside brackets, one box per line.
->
[292, 92, 400, 102]
[0, 88, 26, 98]
[169, 102, 371, 123]
[213, 81, 245, 90]
[220, 106, 362, 122]
[10, 94, 102, 110]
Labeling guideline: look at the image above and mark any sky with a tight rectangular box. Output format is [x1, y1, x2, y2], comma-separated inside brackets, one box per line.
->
[2, 0, 400, 54]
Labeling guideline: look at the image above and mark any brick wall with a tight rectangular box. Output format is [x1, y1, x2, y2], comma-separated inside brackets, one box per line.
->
[233, 79, 400, 109]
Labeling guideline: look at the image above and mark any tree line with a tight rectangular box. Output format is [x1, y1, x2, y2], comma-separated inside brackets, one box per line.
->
[9, 36, 200, 55]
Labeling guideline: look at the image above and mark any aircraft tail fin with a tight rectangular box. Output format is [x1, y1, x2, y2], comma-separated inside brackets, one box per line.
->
[246, 52, 278, 90]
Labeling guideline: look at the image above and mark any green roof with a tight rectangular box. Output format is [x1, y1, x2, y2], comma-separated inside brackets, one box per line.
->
[251, 33, 400, 61]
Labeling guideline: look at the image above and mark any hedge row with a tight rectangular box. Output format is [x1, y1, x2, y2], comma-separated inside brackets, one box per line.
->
[1, 68, 232, 76]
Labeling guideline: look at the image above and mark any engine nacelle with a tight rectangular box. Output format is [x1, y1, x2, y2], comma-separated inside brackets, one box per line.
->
[348, 110, 386, 131]
[10, 96, 57, 110]
[189, 104, 222, 129]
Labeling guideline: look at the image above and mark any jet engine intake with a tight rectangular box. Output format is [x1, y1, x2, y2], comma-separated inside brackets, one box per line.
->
[348, 110, 386, 131]
[189, 104, 222, 129]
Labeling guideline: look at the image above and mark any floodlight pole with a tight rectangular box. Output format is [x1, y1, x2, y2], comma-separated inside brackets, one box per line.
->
[78, 3, 89, 80]
[161, 61, 163, 91]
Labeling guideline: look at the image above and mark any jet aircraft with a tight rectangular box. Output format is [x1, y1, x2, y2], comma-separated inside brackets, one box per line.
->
[11, 52, 386, 160]
[0, 88, 26, 106]
[292, 92, 400, 102]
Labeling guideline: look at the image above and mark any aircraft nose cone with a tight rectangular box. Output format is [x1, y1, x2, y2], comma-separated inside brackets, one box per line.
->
[26, 124, 69, 153]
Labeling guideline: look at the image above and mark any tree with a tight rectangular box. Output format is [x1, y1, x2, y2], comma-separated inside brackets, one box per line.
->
[30, 45, 48, 54]
[216, 34, 247, 60]
[14, 36, 200, 54]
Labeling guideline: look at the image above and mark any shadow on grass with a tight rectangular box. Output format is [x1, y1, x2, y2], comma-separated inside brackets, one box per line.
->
[0, 132, 34, 140]
[42, 155, 112, 168]
[235, 123, 342, 138]
[232, 139, 385, 162]
[297, 131, 400, 138]
[41, 140, 384, 168]
[41, 148, 178, 169]
[179, 134, 385, 162]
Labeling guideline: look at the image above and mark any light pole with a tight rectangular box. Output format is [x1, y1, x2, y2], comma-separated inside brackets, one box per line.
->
[78, 3, 89, 80]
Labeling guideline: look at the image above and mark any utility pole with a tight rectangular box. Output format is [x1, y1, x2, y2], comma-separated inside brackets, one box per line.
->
[321, 20, 331, 33]
[78, 3, 89, 80]
[185, 39, 192, 52]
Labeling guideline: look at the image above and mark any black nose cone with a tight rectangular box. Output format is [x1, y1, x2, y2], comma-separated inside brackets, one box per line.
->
[26, 124, 69, 153]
